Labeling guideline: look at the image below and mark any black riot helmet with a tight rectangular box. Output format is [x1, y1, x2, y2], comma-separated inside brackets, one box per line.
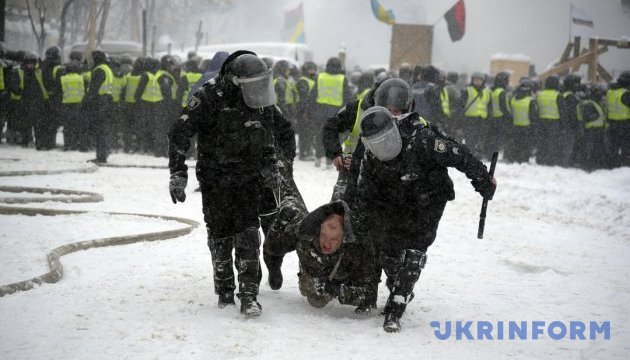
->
[360, 106, 402, 161]
[23, 51, 38, 64]
[92, 49, 108, 65]
[273, 60, 290, 78]
[69, 50, 83, 62]
[374, 78, 413, 114]
[617, 71, 630, 88]
[563, 74, 582, 92]
[45, 45, 61, 63]
[494, 71, 510, 88]
[301, 61, 317, 77]
[220, 50, 276, 109]
[544, 75, 560, 90]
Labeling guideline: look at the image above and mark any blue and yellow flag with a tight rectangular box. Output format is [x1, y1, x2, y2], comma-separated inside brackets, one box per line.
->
[283, 2, 306, 43]
[370, 0, 395, 25]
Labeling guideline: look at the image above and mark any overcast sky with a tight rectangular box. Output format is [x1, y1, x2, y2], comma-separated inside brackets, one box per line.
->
[203, 0, 630, 77]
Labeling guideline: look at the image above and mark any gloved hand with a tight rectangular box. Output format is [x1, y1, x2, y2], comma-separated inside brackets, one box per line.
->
[169, 171, 188, 204]
[315, 278, 341, 297]
[261, 166, 284, 189]
[472, 177, 497, 200]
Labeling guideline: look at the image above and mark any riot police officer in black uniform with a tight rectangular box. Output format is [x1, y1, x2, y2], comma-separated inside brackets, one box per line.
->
[168, 51, 292, 317]
[347, 79, 497, 332]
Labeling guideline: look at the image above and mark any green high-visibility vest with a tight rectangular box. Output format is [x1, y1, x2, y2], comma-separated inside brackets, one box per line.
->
[606, 88, 630, 121]
[111, 74, 126, 103]
[510, 96, 531, 127]
[296, 76, 315, 103]
[0, 66, 5, 91]
[536, 89, 560, 120]
[82, 71, 92, 86]
[464, 86, 490, 119]
[125, 74, 141, 104]
[60, 72, 85, 104]
[580, 100, 606, 129]
[180, 71, 202, 107]
[274, 76, 295, 105]
[441, 87, 450, 118]
[342, 97, 366, 155]
[140, 72, 162, 102]
[93, 64, 113, 96]
[156, 69, 177, 101]
[316, 73, 345, 107]
[10, 68, 49, 101]
[491, 88, 508, 117]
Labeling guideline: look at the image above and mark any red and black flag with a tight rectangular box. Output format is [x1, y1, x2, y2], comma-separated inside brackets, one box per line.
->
[444, 0, 465, 42]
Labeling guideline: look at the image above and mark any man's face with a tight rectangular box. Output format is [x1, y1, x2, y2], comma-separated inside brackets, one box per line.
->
[24, 62, 36, 70]
[388, 107, 403, 116]
[319, 214, 344, 255]
[473, 77, 484, 87]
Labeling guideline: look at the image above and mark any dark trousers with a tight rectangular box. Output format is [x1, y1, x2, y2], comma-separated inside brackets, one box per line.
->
[535, 120, 563, 166]
[608, 121, 630, 167]
[504, 126, 532, 164]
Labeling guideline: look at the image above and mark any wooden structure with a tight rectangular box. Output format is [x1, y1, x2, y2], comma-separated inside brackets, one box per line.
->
[538, 36, 630, 83]
[490, 57, 531, 87]
[390, 24, 433, 71]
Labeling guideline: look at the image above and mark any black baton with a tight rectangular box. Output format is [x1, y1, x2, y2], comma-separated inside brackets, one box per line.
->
[477, 152, 498, 239]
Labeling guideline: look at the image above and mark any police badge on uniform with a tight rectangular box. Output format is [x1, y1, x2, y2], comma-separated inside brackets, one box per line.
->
[187, 96, 200, 110]
[434, 139, 447, 153]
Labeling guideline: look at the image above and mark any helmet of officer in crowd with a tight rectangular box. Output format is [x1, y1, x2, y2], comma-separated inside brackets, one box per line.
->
[69, 50, 83, 62]
[589, 83, 607, 100]
[92, 49, 108, 65]
[374, 78, 413, 115]
[447, 71, 459, 85]
[220, 50, 276, 109]
[563, 74, 582, 92]
[187, 51, 197, 61]
[65, 60, 82, 74]
[22, 51, 38, 68]
[109, 55, 121, 69]
[358, 72, 375, 91]
[360, 106, 402, 162]
[421, 65, 440, 84]
[120, 55, 133, 66]
[544, 75, 560, 90]
[325, 57, 343, 75]
[45, 45, 61, 63]
[494, 72, 510, 88]
[617, 71, 630, 88]
[273, 60, 290, 78]
[160, 54, 175, 70]
[301, 61, 317, 77]
[471, 71, 486, 86]
[398, 62, 412, 81]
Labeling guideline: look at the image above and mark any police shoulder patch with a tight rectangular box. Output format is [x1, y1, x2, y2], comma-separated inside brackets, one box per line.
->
[187, 96, 200, 110]
[434, 139, 447, 153]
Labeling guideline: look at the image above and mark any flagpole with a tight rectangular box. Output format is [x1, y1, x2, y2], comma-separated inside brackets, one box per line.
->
[431, 14, 443, 27]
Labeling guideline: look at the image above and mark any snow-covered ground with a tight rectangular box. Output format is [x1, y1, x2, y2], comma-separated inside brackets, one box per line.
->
[1, 144, 629, 359]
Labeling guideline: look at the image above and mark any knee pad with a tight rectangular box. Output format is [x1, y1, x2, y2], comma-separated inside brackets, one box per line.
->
[401, 249, 427, 273]
[235, 227, 261, 250]
[207, 235, 234, 260]
[380, 253, 402, 278]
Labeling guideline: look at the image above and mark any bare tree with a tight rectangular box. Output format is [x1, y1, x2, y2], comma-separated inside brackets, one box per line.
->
[58, 0, 75, 57]
[96, 0, 111, 46]
[25, 0, 48, 56]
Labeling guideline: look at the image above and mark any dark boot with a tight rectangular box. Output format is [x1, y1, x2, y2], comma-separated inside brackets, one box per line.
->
[218, 292, 235, 308]
[240, 295, 262, 317]
[383, 297, 407, 333]
[208, 235, 236, 300]
[264, 254, 284, 290]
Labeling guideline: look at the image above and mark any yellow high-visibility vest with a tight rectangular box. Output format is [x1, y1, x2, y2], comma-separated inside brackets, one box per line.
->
[140, 72, 162, 102]
[357, 87, 371, 101]
[441, 87, 450, 118]
[342, 97, 365, 155]
[510, 96, 531, 127]
[580, 100, 606, 129]
[60, 72, 85, 104]
[464, 86, 490, 119]
[316, 73, 345, 107]
[180, 71, 202, 107]
[296, 76, 315, 103]
[491, 87, 508, 117]
[93, 64, 113, 96]
[274, 76, 295, 105]
[10, 68, 49, 101]
[0, 66, 4, 91]
[536, 89, 561, 120]
[125, 74, 141, 104]
[606, 88, 630, 121]
[112, 74, 127, 103]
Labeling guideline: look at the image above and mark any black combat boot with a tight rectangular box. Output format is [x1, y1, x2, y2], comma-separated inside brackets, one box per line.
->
[264, 254, 284, 290]
[240, 295, 262, 317]
[218, 292, 235, 308]
[383, 297, 407, 333]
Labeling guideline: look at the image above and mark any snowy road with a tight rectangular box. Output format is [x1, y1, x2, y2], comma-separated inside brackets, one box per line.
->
[0, 145, 628, 359]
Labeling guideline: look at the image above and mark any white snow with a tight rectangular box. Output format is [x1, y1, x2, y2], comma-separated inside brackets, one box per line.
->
[490, 53, 532, 62]
[1, 145, 629, 359]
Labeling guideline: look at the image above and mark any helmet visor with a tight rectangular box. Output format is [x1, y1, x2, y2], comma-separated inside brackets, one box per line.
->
[238, 70, 276, 109]
[361, 122, 402, 162]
